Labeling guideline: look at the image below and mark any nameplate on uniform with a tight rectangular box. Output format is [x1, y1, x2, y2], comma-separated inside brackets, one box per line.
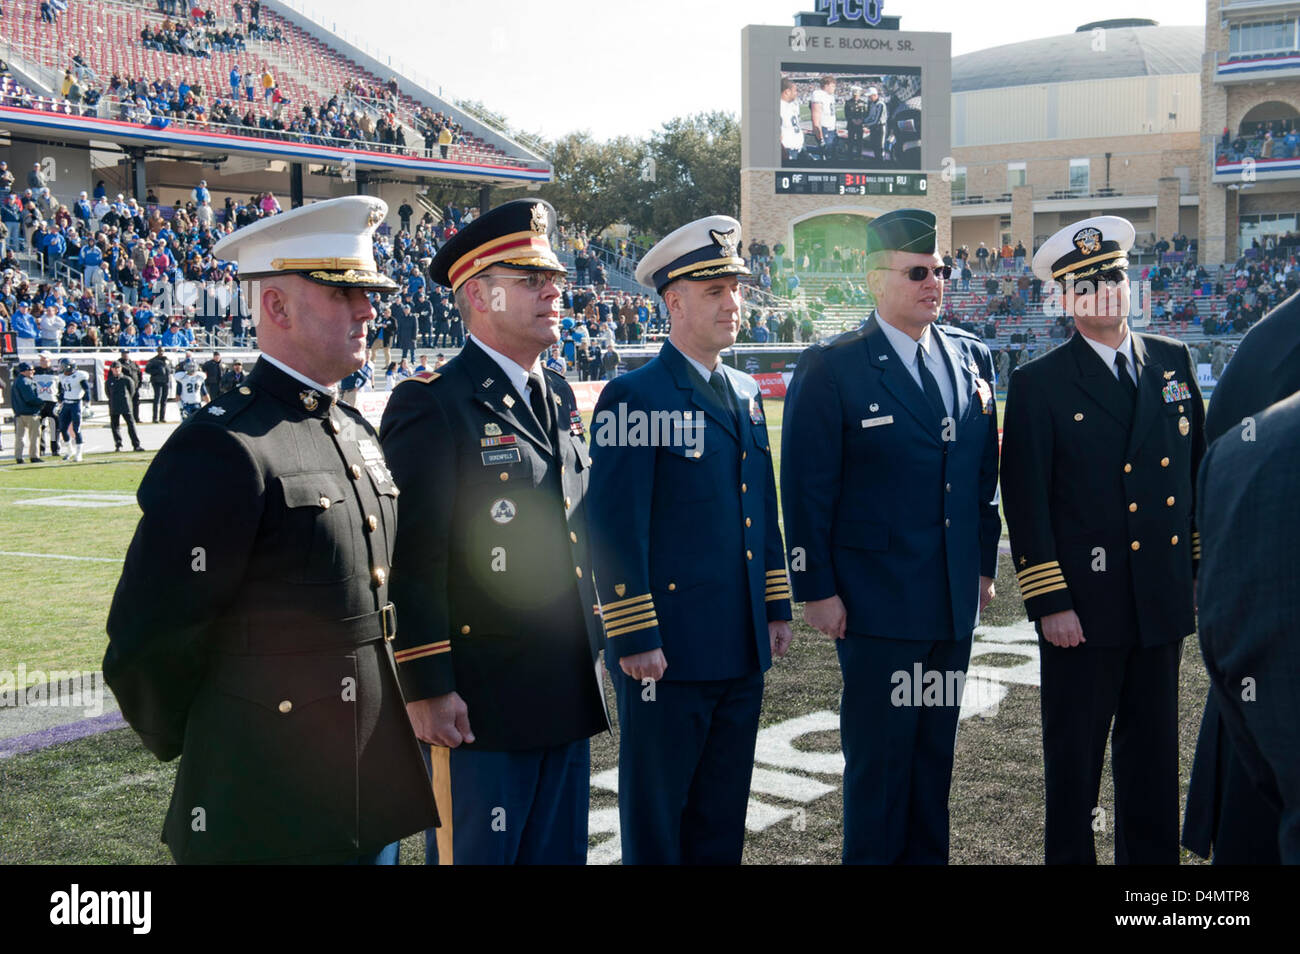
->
[358, 439, 384, 461]
[482, 447, 523, 466]
[861, 415, 894, 428]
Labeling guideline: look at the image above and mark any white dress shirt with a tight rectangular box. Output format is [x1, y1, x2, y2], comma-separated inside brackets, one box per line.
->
[470, 334, 544, 402]
[1079, 330, 1138, 385]
[260, 353, 337, 395]
[876, 314, 955, 416]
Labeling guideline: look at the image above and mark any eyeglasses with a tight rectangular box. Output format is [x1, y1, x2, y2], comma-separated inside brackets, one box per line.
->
[1066, 268, 1129, 292]
[481, 271, 567, 292]
[877, 265, 952, 281]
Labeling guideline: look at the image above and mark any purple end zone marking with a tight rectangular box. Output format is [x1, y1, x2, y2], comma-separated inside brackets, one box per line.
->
[0, 711, 127, 759]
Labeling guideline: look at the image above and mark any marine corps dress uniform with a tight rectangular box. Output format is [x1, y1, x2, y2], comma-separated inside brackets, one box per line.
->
[380, 199, 608, 865]
[1001, 215, 1206, 864]
[104, 197, 437, 864]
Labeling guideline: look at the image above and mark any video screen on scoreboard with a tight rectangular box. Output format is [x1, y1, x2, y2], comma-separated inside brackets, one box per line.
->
[779, 63, 922, 171]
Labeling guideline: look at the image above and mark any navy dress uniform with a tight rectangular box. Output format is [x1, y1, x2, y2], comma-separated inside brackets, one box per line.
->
[1002, 216, 1206, 865]
[380, 199, 608, 865]
[104, 197, 438, 864]
[587, 216, 793, 864]
[781, 209, 1001, 864]
[1183, 292, 1300, 863]
[1195, 390, 1300, 864]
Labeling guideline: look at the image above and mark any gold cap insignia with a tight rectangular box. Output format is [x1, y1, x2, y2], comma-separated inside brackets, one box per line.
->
[614, 584, 626, 597]
[1072, 227, 1102, 256]
[367, 207, 385, 228]
[710, 227, 740, 259]
[530, 203, 549, 235]
[300, 389, 320, 411]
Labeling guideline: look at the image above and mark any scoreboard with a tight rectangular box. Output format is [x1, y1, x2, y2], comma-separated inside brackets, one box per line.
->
[775, 171, 928, 196]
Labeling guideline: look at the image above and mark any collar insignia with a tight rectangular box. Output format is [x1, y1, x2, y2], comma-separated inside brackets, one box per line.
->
[300, 389, 320, 412]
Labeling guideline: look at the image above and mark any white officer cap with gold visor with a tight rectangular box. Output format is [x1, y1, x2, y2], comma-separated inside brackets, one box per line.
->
[1032, 215, 1135, 286]
[212, 195, 399, 293]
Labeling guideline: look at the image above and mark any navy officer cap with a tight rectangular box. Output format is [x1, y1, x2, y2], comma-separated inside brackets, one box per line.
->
[428, 199, 565, 292]
[866, 209, 937, 257]
[635, 215, 751, 296]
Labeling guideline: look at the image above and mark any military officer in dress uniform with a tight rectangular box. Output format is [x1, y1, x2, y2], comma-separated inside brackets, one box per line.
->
[1183, 290, 1300, 864]
[782, 209, 1001, 864]
[380, 199, 608, 866]
[586, 216, 794, 865]
[1195, 389, 1300, 865]
[103, 196, 438, 864]
[1001, 215, 1206, 865]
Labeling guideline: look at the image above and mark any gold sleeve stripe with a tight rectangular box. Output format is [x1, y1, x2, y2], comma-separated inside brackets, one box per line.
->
[605, 618, 658, 639]
[604, 608, 658, 632]
[1015, 560, 1061, 581]
[765, 590, 792, 602]
[394, 642, 452, 664]
[1020, 580, 1069, 600]
[1016, 567, 1065, 587]
[600, 593, 654, 612]
[765, 569, 788, 578]
[603, 602, 657, 624]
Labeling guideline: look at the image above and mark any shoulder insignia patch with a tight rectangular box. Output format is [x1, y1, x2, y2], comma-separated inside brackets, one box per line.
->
[401, 371, 441, 385]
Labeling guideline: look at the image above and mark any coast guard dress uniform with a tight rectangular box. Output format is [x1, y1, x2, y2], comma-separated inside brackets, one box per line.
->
[104, 197, 437, 864]
[1001, 215, 1206, 864]
[380, 200, 608, 865]
[1183, 291, 1300, 864]
[781, 209, 1001, 864]
[587, 217, 793, 864]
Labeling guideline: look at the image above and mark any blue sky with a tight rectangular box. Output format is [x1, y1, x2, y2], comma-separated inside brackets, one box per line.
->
[286, 0, 1207, 141]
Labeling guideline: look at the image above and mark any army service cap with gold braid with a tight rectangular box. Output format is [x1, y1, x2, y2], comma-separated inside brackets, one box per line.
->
[865, 208, 937, 257]
[212, 195, 398, 292]
[636, 215, 751, 296]
[429, 199, 564, 292]
[1032, 215, 1135, 285]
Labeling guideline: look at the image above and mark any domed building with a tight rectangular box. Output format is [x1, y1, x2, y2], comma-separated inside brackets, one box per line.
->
[949, 19, 1202, 260]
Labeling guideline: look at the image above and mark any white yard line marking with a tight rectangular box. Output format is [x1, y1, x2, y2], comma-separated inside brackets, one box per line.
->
[0, 487, 131, 494]
[0, 551, 124, 563]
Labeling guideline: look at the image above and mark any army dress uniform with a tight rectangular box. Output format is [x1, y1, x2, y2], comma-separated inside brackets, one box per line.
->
[1001, 216, 1206, 865]
[782, 210, 1001, 864]
[380, 200, 608, 866]
[587, 217, 793, 865]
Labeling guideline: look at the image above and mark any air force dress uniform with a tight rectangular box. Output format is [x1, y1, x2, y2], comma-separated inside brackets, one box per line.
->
[587, 217, 793, 864]
[781, 210, 1001, 863]
[379, 200, 608, 865]
[104, 197, 438, 864]
[1001, 216, 1206, 864]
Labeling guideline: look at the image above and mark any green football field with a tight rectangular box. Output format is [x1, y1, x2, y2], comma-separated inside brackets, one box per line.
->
[0, 398, 1214, 865]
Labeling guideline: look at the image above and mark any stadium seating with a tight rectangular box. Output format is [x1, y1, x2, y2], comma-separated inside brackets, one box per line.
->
[0, 0, 532, 166]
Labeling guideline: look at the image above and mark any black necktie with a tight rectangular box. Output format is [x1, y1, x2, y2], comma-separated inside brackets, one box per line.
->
[1115, 352, 1137, 406]
[709, 369, 738, 426]
[916, 343, 947, 422]
[527, 371, 552, 436]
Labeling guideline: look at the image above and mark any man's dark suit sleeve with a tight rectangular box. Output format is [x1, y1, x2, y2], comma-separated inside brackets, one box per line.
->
[780, 345, 843, 603]
[1182, 343, 1208, 571]
[104, 422, 263, 760]
[380, 379, 457, 701]
[976, 346, 1001, 579]
[1000, 366, 1072, 620]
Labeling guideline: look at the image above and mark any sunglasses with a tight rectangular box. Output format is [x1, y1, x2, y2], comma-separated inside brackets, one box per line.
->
[1066, 268, 1128, 292]
[878, 265, 952, 281]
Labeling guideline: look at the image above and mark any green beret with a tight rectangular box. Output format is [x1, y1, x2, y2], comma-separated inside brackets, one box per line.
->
[866, 209, 936, 256]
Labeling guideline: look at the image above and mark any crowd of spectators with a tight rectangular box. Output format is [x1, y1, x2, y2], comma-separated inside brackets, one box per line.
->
[1217, 122, 1300, 164]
